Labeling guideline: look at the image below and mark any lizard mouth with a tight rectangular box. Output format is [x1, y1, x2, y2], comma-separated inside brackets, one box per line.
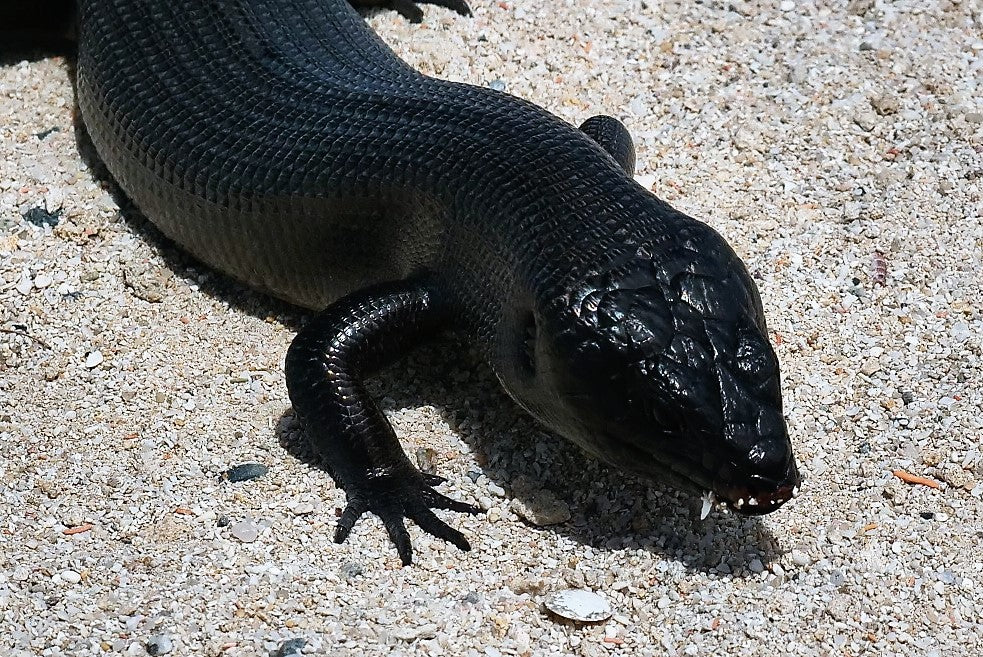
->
[709, 458, 801, 516]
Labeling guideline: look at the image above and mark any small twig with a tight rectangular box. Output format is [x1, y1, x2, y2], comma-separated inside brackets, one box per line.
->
[0, 327, 51, 350]
[892, 469, 941, 489]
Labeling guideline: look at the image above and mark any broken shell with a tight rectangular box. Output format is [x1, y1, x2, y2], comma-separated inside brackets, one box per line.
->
[544, 589, 612, 623]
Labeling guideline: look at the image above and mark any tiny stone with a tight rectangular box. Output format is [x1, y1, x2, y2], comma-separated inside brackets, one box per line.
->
[487, 482, 506, 497]
[860, 357, 881, 375]
[15, 275, 33, 295]
[223, 463, 269, 482]
[791, 550, 812, 567]
[415, 447, 438, 475]
[392, 624, 439, 641]
[145, 635, 173, 656]
[853, 111, 877, 131]
[847, 0, 874, 15]
[487, 79, 506, 92]
[121, 258, 172, 303]
[289, 501, 315, 516]
[748, 558, 765, 574]
[965, 112, 983, 124]
[216, 515, 230, 527]
[59, 569, 81, 584]
[339, 562, 364, 579]
[779, 0, 794, 10]
[230, 520, 260, 542]
[870, 93, 900, 115]
[33, 273, 53, 288]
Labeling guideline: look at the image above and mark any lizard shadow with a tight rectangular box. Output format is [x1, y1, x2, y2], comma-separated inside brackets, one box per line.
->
[52, 49, 786, 581]
[275, 335, 791, 578]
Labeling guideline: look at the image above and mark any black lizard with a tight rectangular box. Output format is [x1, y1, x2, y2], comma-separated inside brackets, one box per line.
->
[18, 0, 801, 564]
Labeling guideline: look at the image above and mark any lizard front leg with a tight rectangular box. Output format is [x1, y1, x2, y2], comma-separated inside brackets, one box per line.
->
[285, 276, 481, 565]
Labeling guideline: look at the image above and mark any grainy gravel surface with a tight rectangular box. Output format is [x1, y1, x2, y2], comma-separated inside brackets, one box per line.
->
[2, 1, 982, 655]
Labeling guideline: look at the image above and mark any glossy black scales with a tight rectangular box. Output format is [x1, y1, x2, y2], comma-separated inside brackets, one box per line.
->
[74, 0, 800, 565]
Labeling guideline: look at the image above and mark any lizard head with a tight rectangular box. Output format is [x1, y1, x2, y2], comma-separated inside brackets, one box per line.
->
[517, 221, 799, 515]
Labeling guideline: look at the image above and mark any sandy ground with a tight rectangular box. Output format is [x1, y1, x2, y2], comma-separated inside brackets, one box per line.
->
[1, 1, 982, 655]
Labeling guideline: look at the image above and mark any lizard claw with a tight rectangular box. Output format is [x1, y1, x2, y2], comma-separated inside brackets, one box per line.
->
[334, 471, 481, 565]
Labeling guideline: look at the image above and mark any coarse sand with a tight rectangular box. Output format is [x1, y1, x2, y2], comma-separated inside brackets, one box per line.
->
[1, 1, 981, 655]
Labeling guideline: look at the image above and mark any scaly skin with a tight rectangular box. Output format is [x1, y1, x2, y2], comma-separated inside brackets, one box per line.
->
[73, 0, 800, 565]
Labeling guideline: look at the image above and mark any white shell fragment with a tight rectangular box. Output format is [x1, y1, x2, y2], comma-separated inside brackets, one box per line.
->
[84, 350, 104, 368]
[544, 589, 612, 623]
[700, 491, 715, 520]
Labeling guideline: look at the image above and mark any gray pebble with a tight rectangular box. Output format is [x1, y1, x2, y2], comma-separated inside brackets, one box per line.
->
[487, 79, 506, 92]
[853, 111, 878, 132]
[22, 205, 61, 227]
[339, 562, 364, 579]
[870, 93, 900, 116]
[121, 257, 172, 303]
[271, 638, 306, 657]
[415, 447, 437, 475]
[223, 463, 269, 482]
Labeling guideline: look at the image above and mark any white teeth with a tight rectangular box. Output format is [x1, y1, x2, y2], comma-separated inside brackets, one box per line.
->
[700, 491, 715, 520]
[748, 497, 759, 506]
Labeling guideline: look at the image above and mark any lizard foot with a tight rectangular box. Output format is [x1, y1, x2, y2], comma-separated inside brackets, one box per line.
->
[335, 470, 482, 565]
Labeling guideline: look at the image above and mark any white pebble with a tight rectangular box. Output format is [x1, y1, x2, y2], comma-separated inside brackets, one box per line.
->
[487, 482, 506, 497]
[59, 570, 81, 584]
[15, 274, 33, 295]
[289, 502, 315, 516]
[230, 520, 260, 543]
